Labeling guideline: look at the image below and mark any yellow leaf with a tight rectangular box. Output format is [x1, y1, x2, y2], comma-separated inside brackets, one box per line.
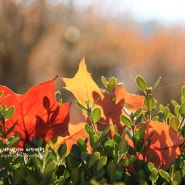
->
[62, 58, 102, 109]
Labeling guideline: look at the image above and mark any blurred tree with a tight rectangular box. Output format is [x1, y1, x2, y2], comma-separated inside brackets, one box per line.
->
[1, 0, 185, 115]
[0, 0, 47, 92]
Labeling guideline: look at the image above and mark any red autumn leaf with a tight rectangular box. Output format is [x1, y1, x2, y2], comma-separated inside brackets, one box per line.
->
[0, 76, 71, 148]
[125, 121, 184, 169]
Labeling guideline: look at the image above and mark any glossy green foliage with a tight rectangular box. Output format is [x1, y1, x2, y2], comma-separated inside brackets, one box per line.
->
[1, 73, 185, 185]
[101, 76, 118, 93]
[136, 76, 147, 92]
[0, 92, 21, 185]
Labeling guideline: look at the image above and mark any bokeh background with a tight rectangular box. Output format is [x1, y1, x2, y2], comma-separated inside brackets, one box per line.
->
[1, 0, 185, 122]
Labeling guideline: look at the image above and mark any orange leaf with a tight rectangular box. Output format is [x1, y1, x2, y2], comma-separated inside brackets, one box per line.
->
[57, 122, 89, 152]
[0, 76, 71, 148]
[144, 121, 184, 169]
[125, 121, 184, 169]
[114, 84, 145, 110]
[92, 85, 144, 136]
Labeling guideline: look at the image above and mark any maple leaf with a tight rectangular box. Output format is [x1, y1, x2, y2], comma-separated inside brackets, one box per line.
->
[62, 58, 144, 127]
[62, 58, 102, 107]
[144, 121, 184, 169]
[0, 76, 71, 148]
[125, 121, 184, 169]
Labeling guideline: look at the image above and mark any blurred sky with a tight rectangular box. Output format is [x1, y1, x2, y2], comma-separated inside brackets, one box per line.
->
[56, 0, 185, 25]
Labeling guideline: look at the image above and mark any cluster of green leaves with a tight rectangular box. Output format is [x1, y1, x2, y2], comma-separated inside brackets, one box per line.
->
[73, 75, 185, 185]
[135, 75, 185, 138]
[0, 75, 185, 185]
[0, 91, 20, 185]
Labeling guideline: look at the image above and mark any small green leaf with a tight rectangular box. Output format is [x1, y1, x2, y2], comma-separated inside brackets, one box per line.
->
[135, 123, 146, 140]
[4, 106, 14, 120]
[134, 108, 143, 117]
[159, 104, 164, 111]
[171, 100, 180, 107]
[108, 77, 117, 91]
[46, 148, 57, 161]
[37, 137, 46, 148]
[125, 128, 133, 140]
[135, 114, 143, 125]
[4, 121, 17, 137]
[101, 76, 107, 87]
[115, 166, 123, 180]
[174, 105, 180, 116]
[118, 137, 128, 154]
[85, 124, 94, 135]
[104, 139, 116, 148]
[7, 133, 20, 148]
[179, 102, 185, 117]
[81, 151, 89, 165]
[149, 168, 159, 182]
[120, 115, 132, 127]
[88, 152, 100, 168]
[159, 169, 170, 181]
[136, 76, 147, 91]
[182, 86, 185, 98]
[163, 106, 170, 120]
[55, 91, 62, 103]
[152, 116, 159, 121]
[107, 161, 116, 182]
[97, 156, 107, 171]
[66, 152, 79, 170]
[77, 138, 87, 151]
[108, 77, 117, 86]
[75, 101, 87, 110]
[170, 116, 180, 132]
[58, 143, 67, 159]
[113, 133, 121, 145]
[91, 108, 101, 123]
[85, 99, 90, 104]
[90, 135, 99, 149]
[31, 157, 42, 169]
[172, 170, 182, 185]
[144, 95, 155, 111]
[148, 162, 154, 171]
[99, 124, 111, 144]
[152, 76, 161, 89]
[121, 155, 137, 166]
[100, 124, 111, 136]
[44, 161, 56, 174]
